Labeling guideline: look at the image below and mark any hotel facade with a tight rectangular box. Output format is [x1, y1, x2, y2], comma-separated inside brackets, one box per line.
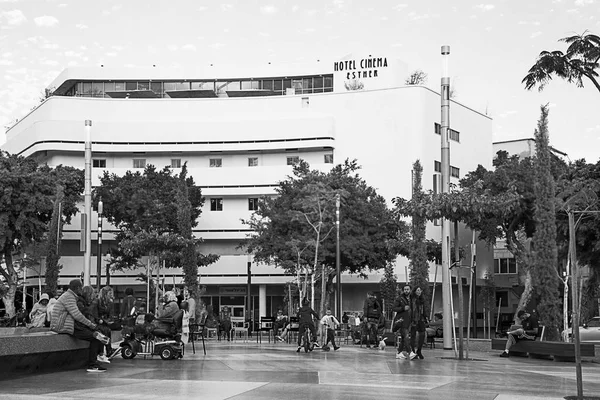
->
[2, 55, 494, 322]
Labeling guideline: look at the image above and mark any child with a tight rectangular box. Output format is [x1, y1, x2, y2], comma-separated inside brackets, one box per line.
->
[320, 308, 340, 351]
[296, 299, 320, 352]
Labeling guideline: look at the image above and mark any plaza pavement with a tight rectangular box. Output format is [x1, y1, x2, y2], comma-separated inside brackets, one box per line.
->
[1, 339, 599, 400]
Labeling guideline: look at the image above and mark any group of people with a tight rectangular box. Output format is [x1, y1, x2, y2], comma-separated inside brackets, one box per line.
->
[392, 284, 429, 360]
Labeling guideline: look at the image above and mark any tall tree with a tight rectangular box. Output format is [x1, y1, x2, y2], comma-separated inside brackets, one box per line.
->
[523, 30, 600, 93]
[95, 165, 218, 296]
[531, 105, 562, 339]
[0, 152, 82, 317]
[244, 159, 405, 315]
[409, 161, 430, 300]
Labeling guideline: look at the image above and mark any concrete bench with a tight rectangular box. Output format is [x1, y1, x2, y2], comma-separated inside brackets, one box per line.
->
[0, 327, 90, 379]
[491, 338, 595, 361]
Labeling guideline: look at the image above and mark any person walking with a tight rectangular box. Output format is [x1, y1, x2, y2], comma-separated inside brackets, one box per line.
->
[410, 286, 428, 360]
[392, 284, 412, 359]
[362, 291, 382, 348]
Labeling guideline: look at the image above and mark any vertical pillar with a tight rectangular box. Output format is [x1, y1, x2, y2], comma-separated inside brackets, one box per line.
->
[83, 120, 92, 287]
[259, 285, 267, 318]
[440, 46, 453, 351]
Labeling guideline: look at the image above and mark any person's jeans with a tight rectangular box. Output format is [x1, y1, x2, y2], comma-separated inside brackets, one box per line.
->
[397, 326, 411, 353]
[410, 320, 426, 352]
[72, 325, 102, 367]
[325, 328, 337, 347]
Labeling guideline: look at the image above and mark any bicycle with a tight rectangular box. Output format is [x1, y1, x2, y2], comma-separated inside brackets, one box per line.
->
[299, 324, 314, 353]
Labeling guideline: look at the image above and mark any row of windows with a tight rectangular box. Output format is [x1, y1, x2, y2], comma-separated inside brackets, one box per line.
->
[433, 161, 460, 178]
[67, 75, 335, 98]
[494, 258, 517, 274]
[434, 123, 460, 142]
[93, 155, 334, 169]
[210, 198, 259, 211]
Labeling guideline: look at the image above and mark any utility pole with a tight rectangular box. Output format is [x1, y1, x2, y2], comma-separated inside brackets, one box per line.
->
[336, 193, 341, 320]
[440, 45, 453, 351]
[569, 210, 583, 399]
[83, 120, 92, 286]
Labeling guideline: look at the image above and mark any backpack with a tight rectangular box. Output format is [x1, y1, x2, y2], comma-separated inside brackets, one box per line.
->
[366, 299, 381, 319]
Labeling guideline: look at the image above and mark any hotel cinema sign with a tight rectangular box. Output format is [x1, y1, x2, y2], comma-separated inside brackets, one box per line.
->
[333, 56, 388, 80]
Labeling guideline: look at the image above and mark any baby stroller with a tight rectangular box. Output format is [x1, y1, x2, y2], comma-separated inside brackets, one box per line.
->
[120, 310, 184, 360]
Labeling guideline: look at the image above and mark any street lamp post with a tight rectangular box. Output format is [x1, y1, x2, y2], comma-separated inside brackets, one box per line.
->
[440, 45, 453, 351]
[335, 193, 341, 320]
[96, 198, 103, 290]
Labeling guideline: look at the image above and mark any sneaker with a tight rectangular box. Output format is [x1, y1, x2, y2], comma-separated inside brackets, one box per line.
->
[86, 365, 107, 372]
[313, 342, 321, 348]
[365, 344, 371, 349]
[296, 346, 301, 353]
[409, 351, 417, 360]
[397, 352, 406, 359]
[500, 351, 510, 358]
[417, 350, 424, 360]
[276, 336, 284, 342]
[97, 354, 110, 364]
[334, 346, 340, 351]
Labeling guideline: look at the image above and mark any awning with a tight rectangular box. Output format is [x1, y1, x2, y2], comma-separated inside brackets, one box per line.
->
[165, 89, 218, 98]
[105, 90, 159, 99]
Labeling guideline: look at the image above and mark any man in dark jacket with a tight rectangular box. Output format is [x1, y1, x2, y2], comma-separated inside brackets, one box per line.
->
[296, 299, 320, 352]
[392, 284, 411, 359]
[362, 291, 382, 348]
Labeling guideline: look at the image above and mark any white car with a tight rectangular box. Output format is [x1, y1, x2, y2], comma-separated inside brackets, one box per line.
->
[562, 316, 600, 343]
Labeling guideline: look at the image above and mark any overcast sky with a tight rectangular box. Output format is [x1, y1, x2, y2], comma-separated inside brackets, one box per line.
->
[1, 0, 599, 162]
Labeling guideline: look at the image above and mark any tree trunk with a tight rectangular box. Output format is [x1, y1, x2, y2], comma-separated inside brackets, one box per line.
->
[1, 251, 19, 317]
[516, 269, 533, 313]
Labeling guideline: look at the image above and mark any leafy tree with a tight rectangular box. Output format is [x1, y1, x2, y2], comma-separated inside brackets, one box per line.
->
[95, 165, 218, 303]
[379, 263, 397, 315]
[523, 30, 600, 93]
[531, 105, 562, 339]
[44, 186, 64, 295]
[409, 161, 430, 301]
[244, 159, 404, 314]
[0, 152, 82, 317]
[405, 70, 428, 85]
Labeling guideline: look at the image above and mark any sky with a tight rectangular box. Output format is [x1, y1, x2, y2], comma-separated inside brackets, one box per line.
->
[1, 0, 599, 163]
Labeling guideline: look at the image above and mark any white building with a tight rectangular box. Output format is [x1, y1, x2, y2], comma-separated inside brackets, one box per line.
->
[2, 55, 493, 320]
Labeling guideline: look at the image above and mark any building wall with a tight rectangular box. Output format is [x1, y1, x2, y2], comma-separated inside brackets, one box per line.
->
[3, 81, 493, 313]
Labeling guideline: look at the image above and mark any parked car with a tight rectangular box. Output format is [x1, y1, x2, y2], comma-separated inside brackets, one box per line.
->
[562, 316, 600, 343]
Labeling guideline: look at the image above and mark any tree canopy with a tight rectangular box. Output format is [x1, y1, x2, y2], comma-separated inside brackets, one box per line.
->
[523, 30, 600, 93]
[94, 164, 218, 289]
[244, 159, 405, 281]
[0, 151, 83, 316]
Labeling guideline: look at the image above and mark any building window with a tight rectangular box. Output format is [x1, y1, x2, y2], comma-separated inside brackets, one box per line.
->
[248, 198, 259, 211]
[93, 159, 106, 168]
[210, 198, 223, 211]
[494, 258, 517, 274]
[210, 158, 222, 168]
[287, 156, 300, 165]
[450, 166, 460, 178]
[133, 159, 146, 169]
[432, 174, 441, 226]
[248, 157, 258, 167]
[324, 154, 333, 164]
[434, 123, 460, 142]
[171, 159, 181, 168]
[434, 161, 441, 173]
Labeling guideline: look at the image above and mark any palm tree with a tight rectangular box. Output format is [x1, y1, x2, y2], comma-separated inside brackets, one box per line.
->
[522, 31, 600, 93]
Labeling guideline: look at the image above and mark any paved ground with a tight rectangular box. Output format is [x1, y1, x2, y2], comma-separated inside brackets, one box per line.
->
[1, 339, 599, 400]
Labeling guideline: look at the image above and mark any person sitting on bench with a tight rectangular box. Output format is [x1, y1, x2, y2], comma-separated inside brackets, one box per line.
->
[500, 309, 539, 358]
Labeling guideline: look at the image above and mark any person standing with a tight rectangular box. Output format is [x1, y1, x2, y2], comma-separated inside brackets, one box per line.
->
[50, 279, 109, 373]
[362, 291, 382, 348]
[183, 287, 197, 325]
[320, 308, 340, 351]
[120, 287, 136, 318]
[219, 306, 232, 341]
[410, 286, 428, 360]
[392, 284, 412, 359]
